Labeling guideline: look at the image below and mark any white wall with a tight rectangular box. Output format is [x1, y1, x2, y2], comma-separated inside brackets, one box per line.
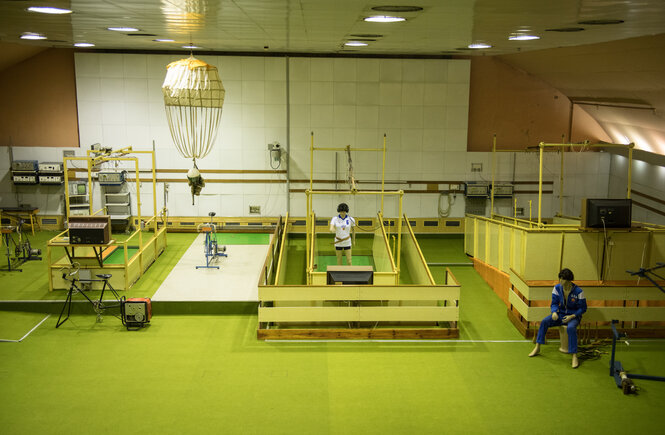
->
[74, 53, 473, 218]
[0, 53, 617, 221]
[609, 153, 665, 225]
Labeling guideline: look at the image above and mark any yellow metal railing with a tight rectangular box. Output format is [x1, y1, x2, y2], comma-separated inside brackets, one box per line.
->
[273, 213, 289, 285]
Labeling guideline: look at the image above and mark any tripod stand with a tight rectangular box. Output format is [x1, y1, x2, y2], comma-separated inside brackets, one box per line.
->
[56, 266, 122, 328]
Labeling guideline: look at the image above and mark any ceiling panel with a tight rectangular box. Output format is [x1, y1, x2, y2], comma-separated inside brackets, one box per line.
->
[0, 0, 663, 55]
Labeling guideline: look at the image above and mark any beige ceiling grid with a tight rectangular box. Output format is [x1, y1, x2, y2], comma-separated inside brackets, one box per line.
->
[0, 0, 663, 55]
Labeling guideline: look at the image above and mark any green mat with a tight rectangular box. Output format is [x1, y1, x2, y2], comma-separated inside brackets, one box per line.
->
[103, 247, 139, 265]
[415, 234, 472, 264]
[316, 255, 374, 271]
[215, 233, 269, 245]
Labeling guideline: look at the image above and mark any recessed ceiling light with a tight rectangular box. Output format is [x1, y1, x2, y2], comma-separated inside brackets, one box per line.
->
[546, 27, 585, 32]
[577, 19, 624, 25]
[154, 39, 175, 42]
[345, 41, 368, 47]
[74, 43, 95, 48]
[20, 32, 46, 40]
[371, 6, 423, 12]
[468, 42, 492, 49]
[364, 16, 406, 23]
[107, 27, 140, 32]
[27, 6, 72, 14]
[509, 34, 540, 41]
[182, 45, 200, 49]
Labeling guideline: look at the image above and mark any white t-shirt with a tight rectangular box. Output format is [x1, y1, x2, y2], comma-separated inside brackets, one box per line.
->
[330, 215, 355, 247]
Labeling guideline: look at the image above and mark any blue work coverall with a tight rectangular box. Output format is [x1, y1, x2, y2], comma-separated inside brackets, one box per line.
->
[535, 283, 587, 353]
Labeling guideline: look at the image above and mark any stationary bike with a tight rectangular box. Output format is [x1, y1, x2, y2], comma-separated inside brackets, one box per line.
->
[56, 262, 122, 328]
[196, 212, 227, 269]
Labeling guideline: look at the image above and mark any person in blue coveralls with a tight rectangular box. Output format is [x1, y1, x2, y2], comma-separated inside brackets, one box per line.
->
[330, 203, 355, 265]
[528, 268, 587, 368]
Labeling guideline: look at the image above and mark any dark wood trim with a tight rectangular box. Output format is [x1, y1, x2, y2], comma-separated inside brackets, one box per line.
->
[79, 48, 460, 60]
[70, 167, 285, 175]
[633, 199, 665, 217]
[257, 328, 459, 340]
[632, 189, 665, 206]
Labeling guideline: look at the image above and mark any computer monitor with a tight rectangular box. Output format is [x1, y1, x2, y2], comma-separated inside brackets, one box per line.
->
[326, 265, 374, 285]
[582, 198, 632, 228]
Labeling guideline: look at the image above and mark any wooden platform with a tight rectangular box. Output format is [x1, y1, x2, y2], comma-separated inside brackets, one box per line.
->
[257, 327, 459, 340]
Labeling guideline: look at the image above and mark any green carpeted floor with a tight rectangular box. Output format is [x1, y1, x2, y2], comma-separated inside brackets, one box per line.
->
[1, 232, 665, 434]
[103, 247, 139, 264]
[0, 232, 197, 301]
[316, 255, 374, 271]
[215, 233, 270, 245]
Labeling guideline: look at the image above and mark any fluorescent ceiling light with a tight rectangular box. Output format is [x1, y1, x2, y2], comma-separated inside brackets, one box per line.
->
[345, 41, 368, 47]
[107, 27, 140, 32]
[509, 34, 540, 41]
[154, 39, 175, 42]
[468, 43, 491, 49]
[182, 45, 200, 49]
[20, 33, 47, 40]
[364, 16, 406, 23]
[74, 43, 95, 47]
[27, 6, 72, 14]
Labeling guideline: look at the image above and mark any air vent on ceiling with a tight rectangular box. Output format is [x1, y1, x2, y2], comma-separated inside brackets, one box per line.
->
[371, 6, 423, 12]
[546, 27, 585, 32]
[350, 34, 384, 38]
[577, 19, 624, 25]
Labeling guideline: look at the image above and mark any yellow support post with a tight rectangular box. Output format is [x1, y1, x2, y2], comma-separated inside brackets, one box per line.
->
[152, 144, 158, 232]
[306, 190, 311, 266]
[529, 200, 533, 228]
[514, 198, 517, 218]
[310, 131, 314, 193]
[63, 158, 70, 219]
[87, 157, 93, 215]
[627, 143, 634, 199]
[134, 157, 142, 250]
[396, 190, 403, 274]
[490, 134, 496, 218]
[381, 133, 386, 217]
[538, 142, 544, 226]
[559, 135, 565, 217]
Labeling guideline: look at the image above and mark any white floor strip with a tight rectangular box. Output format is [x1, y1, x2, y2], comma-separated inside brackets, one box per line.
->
[0, 314, 50, 343]
[152, 233, 270, 302]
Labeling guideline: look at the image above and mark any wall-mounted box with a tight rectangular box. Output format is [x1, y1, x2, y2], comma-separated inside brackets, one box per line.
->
[98, 171, 126, 185]
[12, 174, 38, 184]
[11, 160, 38, 171]
[492, 183, 514, 197]
[39, 174, 64, 185]
[39, 162, 64, 173]
[465, 182, 489, 197]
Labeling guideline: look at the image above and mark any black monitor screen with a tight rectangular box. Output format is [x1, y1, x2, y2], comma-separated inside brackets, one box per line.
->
[326, 270, 374, 285]
[585, 198, 632, 228]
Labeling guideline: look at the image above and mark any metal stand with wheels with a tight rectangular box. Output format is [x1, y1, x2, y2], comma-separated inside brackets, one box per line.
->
[609, 320, 665, 394]
[196, 212, 227, 269]
[1, 220, 41, 272]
